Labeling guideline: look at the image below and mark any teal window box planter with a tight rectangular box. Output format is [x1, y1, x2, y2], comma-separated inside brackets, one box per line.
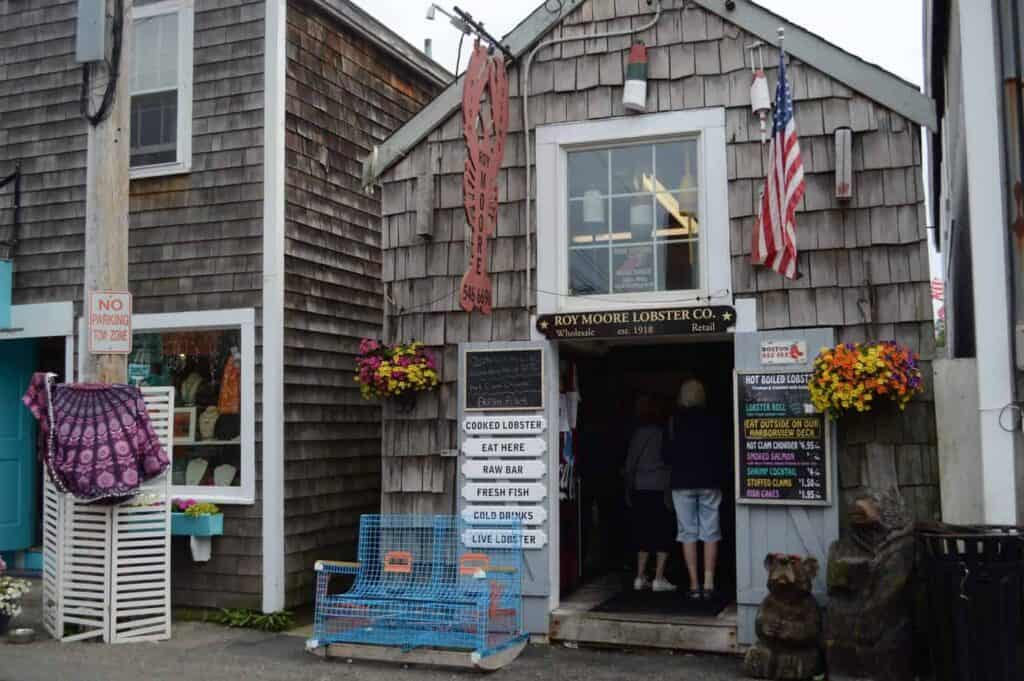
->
[171, 513, 224, 537]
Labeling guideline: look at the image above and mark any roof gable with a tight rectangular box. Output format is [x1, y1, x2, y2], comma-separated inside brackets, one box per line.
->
[365, 0, 936, 182]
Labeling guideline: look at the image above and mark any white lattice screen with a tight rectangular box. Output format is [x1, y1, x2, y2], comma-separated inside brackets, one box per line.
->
[42, 386, 173, 644]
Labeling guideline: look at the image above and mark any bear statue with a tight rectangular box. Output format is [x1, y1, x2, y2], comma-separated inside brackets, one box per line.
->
[743, 553, 823, 680]
[824, 487, 915, 681]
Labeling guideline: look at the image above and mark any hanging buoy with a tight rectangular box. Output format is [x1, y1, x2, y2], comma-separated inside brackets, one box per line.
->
[622, 42, 648, 113]
[750, 69, 771, 143]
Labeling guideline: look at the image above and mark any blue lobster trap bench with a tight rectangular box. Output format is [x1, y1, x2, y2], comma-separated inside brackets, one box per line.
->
[306, 515, 527, 670]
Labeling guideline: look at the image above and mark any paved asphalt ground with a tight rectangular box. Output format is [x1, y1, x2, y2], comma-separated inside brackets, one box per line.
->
[0, 580, 743, 681]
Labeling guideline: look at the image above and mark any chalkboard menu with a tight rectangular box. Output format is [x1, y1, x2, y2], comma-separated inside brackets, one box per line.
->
[464, 348, 544, 411]
[735, 371, 831, 505]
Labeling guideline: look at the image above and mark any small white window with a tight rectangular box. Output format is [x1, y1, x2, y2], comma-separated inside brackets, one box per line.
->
[535, 109, 731, 315]
[130, 0, 193, 178]
[129, 309, 256, 504]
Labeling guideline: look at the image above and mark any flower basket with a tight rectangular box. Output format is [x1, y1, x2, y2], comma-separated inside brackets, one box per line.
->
[171, 512, 224, 537]
[353, 339, 439, 404]
[172, 500, 224, 536]
[808, 341, 924, 419]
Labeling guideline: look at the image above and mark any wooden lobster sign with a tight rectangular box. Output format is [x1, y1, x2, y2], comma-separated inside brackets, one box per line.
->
[460, 41, 509, 315]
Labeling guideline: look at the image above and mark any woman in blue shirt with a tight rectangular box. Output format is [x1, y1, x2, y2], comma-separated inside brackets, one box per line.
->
[664, 378, 726, 600]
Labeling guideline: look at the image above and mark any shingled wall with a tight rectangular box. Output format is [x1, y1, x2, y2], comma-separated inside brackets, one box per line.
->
[376, 0, 938, 522]
[281, 0, 444, 606]
[0, 0, 269, 609]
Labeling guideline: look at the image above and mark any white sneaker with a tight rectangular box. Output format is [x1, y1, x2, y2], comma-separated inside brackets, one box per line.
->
[651, 577, 678, 592]
[633, 576, 651, 591]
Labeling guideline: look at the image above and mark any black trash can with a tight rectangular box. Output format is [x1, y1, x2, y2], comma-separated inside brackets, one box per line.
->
[919, 526, 1024, 681]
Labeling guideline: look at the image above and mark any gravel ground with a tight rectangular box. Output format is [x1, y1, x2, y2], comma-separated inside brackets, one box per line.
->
[0, 580, 743, 681]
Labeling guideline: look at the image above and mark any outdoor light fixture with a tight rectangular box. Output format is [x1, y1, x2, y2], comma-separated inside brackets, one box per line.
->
[426, 3, 471, 34]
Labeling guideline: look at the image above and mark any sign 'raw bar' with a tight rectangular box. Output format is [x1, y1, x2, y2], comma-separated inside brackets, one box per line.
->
[535, 306, 735, 340]
[735, 371, 830, 505]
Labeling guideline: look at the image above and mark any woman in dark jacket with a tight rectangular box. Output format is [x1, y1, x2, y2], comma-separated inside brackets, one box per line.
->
[664, 378, 726, 599]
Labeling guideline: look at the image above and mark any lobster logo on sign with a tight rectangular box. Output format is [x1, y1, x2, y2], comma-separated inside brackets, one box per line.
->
[460, 42, 509, 315]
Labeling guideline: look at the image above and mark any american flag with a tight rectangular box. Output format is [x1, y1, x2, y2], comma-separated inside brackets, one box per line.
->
[752, 45, 806, 279]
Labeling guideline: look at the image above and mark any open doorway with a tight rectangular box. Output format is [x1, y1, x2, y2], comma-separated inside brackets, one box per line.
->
[558, 340, 736, 618]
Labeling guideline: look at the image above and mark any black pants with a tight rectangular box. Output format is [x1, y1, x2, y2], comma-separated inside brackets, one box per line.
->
[631, 490, 675, 553]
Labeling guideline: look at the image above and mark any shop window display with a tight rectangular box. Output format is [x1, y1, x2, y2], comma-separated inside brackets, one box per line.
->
[129, 328, 242, 490]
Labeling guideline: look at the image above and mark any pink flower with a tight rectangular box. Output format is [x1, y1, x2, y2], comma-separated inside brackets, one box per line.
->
[0, 555, 6, 574]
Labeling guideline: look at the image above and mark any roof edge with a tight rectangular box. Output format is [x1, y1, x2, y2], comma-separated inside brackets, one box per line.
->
[364, 0, 589, 182]
[311, 0, 452, 88]
[367, 0, 938, 184]
[692, 0, 937, 131]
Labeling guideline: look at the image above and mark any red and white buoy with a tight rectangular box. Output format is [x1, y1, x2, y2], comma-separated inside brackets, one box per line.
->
[622, 41, 648, 113]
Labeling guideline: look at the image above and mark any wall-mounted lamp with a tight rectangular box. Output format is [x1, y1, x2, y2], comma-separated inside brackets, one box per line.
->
[426, 4, 471, 34]
[835, 127, 854, 201]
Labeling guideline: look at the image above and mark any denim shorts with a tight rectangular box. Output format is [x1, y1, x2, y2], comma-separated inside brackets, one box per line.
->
[672, 488, 722, 543]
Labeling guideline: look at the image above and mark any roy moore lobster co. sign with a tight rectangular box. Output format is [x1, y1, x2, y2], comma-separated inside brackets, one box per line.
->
[536, 306, 736, 340]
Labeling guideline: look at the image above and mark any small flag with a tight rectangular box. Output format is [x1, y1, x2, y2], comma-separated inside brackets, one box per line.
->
[622, 42, 648, 113]
[751, 43, 806, 280]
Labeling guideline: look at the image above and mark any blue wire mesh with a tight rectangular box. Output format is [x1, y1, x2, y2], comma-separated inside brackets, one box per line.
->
[310, 515, 525, 658]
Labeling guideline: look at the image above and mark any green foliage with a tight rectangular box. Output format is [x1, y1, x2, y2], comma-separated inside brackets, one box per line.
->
[194, 606, 292, 630]
[183, 502, 221, 518]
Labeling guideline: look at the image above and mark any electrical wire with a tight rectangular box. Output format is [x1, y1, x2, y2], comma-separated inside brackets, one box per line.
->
[0, 163, 21, 250]
[387, 281, 729, 316]
[522, 1, 664, 331]
[999, 403, 1022, 433]
[455, 31, 466, 76]
[80, 0, 124, 126]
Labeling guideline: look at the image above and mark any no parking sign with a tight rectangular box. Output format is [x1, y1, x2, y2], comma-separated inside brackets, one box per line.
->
[88, 291, 132, 354]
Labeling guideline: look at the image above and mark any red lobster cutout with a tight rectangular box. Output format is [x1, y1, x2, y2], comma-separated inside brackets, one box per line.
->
[460, 42, 509, 314]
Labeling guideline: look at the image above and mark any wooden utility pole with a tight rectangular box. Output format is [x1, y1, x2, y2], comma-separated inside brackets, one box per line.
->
[82, 0, 132, 384]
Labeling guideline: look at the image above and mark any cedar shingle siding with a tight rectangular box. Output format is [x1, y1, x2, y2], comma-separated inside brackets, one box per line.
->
[1, 0, 268, 609]
[1, 0, 442, 609]
[376, 0, 939, 521]
[282, 0, 442, 607]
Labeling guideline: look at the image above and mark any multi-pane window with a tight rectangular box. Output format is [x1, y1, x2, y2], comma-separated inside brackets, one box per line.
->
[131, 309, 255, 504]
[130, 0, 193, 175]
[567, 140, 701, 296]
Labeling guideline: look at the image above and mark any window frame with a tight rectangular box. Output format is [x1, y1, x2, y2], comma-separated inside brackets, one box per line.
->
[129, 0, 194, 179]
[132, 308, 256, 504]
[535, 108, 731, 315]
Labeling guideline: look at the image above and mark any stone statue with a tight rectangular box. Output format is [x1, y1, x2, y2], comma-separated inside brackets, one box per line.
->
[824, 487, 916, 681]
[743, 554, 823, 680]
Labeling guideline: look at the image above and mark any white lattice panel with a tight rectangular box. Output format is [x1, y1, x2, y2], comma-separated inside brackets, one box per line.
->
[42, 386, 174, 644]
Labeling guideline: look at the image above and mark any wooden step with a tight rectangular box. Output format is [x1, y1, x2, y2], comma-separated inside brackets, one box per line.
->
[549, 607, 740, 655]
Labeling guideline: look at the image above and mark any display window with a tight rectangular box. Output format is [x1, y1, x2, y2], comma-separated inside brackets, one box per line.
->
[129, 309, 255, 503]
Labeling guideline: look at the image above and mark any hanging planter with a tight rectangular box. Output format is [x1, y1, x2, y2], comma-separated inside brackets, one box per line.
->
[354, 339, 439, 407]
[808, 341, 924, 419]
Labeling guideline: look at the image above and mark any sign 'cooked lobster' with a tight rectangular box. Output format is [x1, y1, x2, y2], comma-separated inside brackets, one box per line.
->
[460, 42, 509, 315]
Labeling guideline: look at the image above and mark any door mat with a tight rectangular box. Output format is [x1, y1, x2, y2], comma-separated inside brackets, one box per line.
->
[591, 588, 728, 617]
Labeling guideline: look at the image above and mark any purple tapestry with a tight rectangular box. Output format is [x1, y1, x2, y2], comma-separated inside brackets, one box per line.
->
[23, 373, 170, 503]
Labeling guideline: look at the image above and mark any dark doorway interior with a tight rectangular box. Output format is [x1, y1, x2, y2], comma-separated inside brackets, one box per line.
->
[559, 340, 736, 612]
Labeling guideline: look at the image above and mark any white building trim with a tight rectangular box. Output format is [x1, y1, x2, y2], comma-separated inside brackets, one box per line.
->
[3, 302, 75, 340]
[959, 0, 1018, 523]
[261, 0, 288, 614]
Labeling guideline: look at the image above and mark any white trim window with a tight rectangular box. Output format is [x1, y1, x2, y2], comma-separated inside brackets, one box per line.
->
[129, 0, 193, 178]
[130, 309, 256, 504]
[535, 109, 731, 314]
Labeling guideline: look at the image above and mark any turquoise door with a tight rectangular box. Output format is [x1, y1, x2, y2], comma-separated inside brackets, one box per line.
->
[0, 340, 38, 551]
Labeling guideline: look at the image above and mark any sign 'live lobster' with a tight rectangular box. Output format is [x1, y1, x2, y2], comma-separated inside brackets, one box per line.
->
[460, 42, 509, 314]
